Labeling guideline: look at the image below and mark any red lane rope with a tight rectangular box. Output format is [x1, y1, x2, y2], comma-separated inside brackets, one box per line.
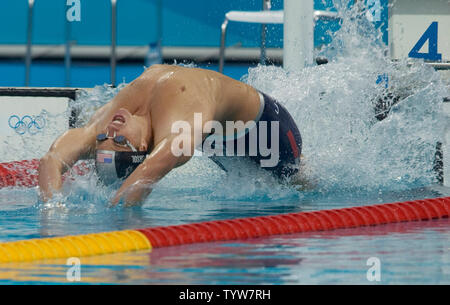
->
[1, 159, 449, 248]
[0, 159, 89, 188]
[0, 159, 40, 188]
[137, 198, 449, 248]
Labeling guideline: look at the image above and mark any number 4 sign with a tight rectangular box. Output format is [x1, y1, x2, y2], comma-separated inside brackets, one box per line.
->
[408, 21, 442, 61]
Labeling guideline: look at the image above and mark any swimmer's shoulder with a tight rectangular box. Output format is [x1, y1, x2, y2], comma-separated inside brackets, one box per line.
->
[142, 64, 234, 85]
[143, 64, 174, 73]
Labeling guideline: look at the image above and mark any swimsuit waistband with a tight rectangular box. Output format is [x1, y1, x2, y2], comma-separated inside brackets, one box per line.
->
[226, 90, 266, 140]
[202, 90, 268, 143]
[255, 91, 266, 123]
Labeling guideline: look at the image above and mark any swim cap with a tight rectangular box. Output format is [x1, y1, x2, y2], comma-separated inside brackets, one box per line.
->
[95, 149, 147, 185]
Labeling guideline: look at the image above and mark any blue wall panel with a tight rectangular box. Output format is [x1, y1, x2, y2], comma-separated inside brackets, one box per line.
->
[0, 0, 387, 48]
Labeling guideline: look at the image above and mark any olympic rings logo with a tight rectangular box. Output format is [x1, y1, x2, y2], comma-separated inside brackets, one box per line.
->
[8, 115, 46, 135]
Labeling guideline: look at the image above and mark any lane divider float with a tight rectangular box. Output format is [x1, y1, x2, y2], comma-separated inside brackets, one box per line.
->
[0, 196, 447, 263]
[0, 159, 89, 188]
[0, 230, 151, 263]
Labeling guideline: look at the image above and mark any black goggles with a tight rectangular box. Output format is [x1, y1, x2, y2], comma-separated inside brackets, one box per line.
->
[96, 132, 137, 152]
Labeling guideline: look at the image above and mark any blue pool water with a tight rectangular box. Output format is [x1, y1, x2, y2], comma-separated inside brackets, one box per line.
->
[0, 182, 448, 284]
[0, 3, 449, 284]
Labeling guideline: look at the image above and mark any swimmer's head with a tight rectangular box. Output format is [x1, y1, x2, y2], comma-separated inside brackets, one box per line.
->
[97, 108, 151, 152]
[94, 108, 152, 185]
[95, 149, 148, 185]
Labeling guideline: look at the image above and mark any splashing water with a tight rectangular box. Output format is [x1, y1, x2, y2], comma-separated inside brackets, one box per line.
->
[245, 1, 447, 194]
[2, 1, 449, 211]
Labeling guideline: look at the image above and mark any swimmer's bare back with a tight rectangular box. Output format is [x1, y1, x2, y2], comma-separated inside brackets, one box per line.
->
[96, 65, 262, 140]
[143, 64, 261, 123]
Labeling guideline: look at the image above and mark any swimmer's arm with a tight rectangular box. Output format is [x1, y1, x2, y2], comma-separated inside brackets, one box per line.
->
[111, 90, 215, 206]
[38, 127, 96, 201]
[111, 135, 193, 206]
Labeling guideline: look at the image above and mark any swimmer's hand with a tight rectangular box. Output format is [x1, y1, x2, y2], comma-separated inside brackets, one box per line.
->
[290, 173, 316, 191]
[289, 161, 316, 191]
[111, 179, 153, 207]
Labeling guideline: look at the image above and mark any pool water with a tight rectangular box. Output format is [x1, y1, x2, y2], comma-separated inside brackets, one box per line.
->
[0, 182, 448, 284]
[0, 3, 449, 284]
[0, 156, 449, 284]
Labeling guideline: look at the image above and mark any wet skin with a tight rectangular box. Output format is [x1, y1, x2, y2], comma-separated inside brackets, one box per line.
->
[38, 65, 262, 206]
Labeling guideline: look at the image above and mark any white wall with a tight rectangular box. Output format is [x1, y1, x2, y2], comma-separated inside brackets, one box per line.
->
[0, 96, 69, 163]
[389, 0, 450, 62]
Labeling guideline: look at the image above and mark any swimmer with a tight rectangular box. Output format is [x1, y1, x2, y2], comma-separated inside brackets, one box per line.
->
[38, 64, 303, 206]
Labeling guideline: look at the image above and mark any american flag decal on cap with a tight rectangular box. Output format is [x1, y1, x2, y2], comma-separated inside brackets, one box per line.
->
[97, 152, 113, 163]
